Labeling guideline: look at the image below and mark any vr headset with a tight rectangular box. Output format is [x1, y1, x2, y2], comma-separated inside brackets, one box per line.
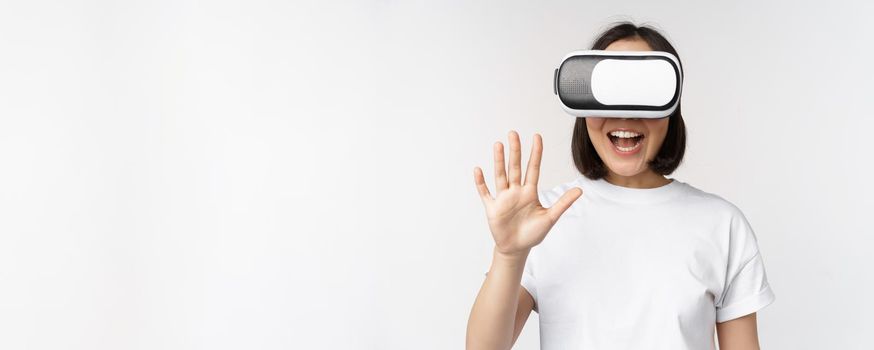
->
[554, 50, 683, 118]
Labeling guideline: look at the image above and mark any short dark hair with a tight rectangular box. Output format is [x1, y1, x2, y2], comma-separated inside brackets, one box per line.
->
[571, 22, 687, 180]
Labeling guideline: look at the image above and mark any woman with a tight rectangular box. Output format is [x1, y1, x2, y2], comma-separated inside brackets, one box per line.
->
[466, 22, 775, 350]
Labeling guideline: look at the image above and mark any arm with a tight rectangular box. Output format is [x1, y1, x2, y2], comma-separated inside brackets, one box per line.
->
[466, 248, 535, 350]
[466, 131, 581, 350]
[716, 312, 760, 350]
[511, 287, 536, 346]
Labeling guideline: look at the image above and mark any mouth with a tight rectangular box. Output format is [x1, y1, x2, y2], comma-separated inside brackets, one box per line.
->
[606, 128, 645, 155]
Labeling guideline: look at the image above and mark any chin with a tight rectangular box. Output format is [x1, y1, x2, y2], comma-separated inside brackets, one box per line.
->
[606, 163, 647, 177]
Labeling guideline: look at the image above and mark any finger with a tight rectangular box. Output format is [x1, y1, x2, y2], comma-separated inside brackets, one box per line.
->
[473, 166, 493, 202]
[546, 187, 583, 222]
[523, 133, 543, 187]
[508, 130, 522, 187]
[493, 142, 508, 193]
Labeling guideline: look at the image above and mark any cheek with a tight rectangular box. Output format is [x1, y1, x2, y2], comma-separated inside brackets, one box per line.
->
[586, 117, 604, 144]
[586, 117, 606, 129]
[585, 118, 607, 144]
[644, 120, 670, 153]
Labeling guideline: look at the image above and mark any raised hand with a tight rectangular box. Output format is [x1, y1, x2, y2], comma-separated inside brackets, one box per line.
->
[473, 131, 583, 257]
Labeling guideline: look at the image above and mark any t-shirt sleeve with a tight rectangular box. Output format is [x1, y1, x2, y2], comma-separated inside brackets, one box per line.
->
[714, 207, 776, 323]
[520, 257, 538, 313]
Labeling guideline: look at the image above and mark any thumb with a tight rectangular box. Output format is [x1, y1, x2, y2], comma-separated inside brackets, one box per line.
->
[546, 187, 583, 221]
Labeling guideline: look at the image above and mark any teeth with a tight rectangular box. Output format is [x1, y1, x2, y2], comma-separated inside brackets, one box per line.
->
[616, 143, 640, 152]
[609, 130, 642, 138]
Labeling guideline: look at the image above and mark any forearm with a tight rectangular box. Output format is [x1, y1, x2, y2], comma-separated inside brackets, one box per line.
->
[466, 247, 529, 350]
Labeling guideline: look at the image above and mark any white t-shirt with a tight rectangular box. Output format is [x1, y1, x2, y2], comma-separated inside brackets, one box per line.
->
[487, 175, 775, 349]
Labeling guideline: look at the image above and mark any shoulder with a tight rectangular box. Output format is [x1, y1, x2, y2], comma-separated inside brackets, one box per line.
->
[677, 182, 762, 257]
[677, 181, 748, 220]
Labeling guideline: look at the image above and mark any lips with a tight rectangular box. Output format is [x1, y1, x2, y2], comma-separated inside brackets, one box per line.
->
[606, 128, 645, 155]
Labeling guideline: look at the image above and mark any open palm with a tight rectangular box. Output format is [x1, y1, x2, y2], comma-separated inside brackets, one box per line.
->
[474, 131, 583, 256]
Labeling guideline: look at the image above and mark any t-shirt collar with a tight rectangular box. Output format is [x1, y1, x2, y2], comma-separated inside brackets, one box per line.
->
[575, 175, 686, 204]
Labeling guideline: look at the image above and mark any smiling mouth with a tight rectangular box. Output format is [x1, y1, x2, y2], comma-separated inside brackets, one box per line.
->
[607, 130, 645, 152]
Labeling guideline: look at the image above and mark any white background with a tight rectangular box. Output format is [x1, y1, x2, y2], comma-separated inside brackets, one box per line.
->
[1, 0, 872, 349]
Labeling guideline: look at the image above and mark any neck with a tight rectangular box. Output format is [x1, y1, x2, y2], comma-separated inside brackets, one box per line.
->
[604, 170, 672, 189]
